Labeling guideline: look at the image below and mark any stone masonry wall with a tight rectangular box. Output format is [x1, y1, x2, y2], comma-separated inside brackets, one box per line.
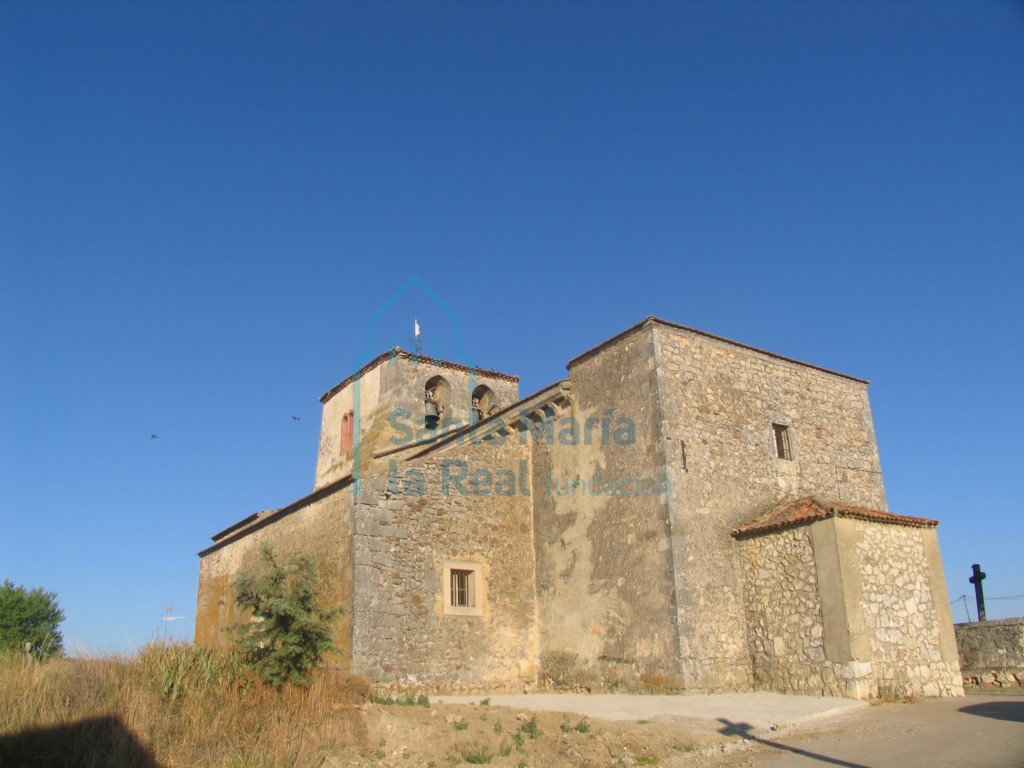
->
[740, 518, 962, 699]
[533, 327, 680, 692]
[195, 488, 354, 666]
[652, 322, 886, 692]
[740, 524, 873, 698]
[854, 520, 963, 697]
[955, 618, 1024, 689]
[350, 435, 536, 692]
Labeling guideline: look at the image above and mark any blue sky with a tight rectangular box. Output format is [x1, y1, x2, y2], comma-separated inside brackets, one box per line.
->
[1, 1, 1022, 652]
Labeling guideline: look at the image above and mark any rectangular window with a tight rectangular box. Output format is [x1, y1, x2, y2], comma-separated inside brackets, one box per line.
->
[443, 561, 484, 616]
[772, 423, 792, 460]
[450, 569, 472, 607]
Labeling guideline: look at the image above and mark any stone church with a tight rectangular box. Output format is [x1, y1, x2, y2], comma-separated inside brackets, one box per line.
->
[195, 317, 963, 699]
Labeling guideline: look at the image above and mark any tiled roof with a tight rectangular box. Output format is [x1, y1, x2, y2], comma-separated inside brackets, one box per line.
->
[732, 496, 938, 538]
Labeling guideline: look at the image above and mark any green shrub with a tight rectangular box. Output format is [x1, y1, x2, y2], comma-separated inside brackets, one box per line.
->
[0, 580, 64, 659]
[457, 742, 493, 764]
[372, 690, 430, 707]
[229, 544, 341, 688]
[519, 714, 541, 739]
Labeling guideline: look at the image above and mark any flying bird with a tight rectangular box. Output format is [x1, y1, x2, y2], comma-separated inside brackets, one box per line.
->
[150, 434, 158, 440]
[292, 416, 301, 421]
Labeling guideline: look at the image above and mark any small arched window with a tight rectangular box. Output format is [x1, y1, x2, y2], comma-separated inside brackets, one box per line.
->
[341, 410, 355, 453]
[424, 376, 450, 431]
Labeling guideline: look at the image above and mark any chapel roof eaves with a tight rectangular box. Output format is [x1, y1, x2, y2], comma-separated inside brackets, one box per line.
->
[731, 496, 938, 538]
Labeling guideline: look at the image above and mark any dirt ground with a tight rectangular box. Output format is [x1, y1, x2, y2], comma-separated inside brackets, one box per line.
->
[322, 699, 736, 767]
[320, 692, 1024, 768]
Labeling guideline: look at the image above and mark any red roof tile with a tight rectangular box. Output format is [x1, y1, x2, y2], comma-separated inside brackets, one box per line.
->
[732, 497, 938, 538]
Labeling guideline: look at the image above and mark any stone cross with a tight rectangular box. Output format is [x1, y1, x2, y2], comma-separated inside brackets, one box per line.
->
[969, 563, 987, 622]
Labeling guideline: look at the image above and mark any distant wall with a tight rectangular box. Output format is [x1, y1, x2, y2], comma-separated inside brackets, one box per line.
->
[955, 618, 1024, 689]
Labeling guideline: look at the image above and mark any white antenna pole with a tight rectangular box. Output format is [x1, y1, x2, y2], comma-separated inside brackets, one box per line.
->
[160, 605, 186, 643]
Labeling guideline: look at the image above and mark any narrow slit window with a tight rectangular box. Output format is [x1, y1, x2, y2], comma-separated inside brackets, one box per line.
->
[340, 410, 355, 453]
[772, 423, 792, 460]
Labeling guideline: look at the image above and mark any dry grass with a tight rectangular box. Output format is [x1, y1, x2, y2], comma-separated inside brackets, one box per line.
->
[0, 644, 370, 768]
[0, 647, 718, 767]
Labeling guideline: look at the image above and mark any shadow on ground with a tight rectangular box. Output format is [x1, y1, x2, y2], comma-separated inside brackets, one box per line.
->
[958, 700, 1024, 723]
[718, 718, 872, 768]
[0, 716, 160, 768]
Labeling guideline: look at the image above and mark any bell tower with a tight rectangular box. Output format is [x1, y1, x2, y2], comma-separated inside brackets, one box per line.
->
[313, 349, 518, 490]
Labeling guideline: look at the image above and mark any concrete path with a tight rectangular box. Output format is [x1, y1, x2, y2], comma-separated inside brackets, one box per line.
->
[698, 691, 1024, 768]
[432, 691, 868, 732]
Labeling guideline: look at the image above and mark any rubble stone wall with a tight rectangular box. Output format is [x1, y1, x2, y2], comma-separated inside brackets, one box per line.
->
[955, 618, 1024, 689]
[740, 523, 873, 698]
[740, 518, 963, 699]
[855, 521, 963, 698]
